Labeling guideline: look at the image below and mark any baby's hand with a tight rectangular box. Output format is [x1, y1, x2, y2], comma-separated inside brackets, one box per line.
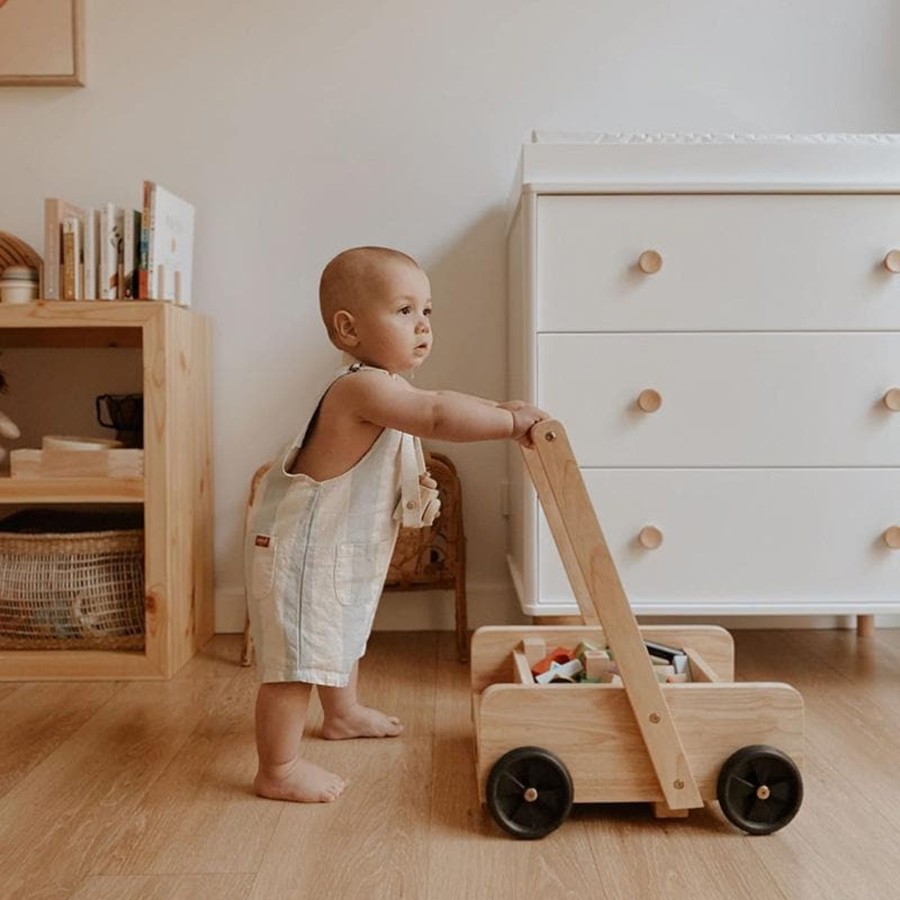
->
[498, 400, 550, 447]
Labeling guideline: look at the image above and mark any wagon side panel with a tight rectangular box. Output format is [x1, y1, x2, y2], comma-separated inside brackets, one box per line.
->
[476, 682, 803, 805]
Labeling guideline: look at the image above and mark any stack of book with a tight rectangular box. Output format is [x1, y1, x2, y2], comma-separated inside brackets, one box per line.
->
[43, 182, 195, 306]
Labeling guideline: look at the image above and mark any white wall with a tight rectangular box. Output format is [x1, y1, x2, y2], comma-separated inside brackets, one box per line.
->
[1, 0, 899, 632]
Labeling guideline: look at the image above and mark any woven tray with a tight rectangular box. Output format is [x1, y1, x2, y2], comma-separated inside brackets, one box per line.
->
[0, 509, 145, 651]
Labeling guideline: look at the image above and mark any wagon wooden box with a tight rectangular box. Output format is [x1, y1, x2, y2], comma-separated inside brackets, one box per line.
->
[471, 421, 804, 838]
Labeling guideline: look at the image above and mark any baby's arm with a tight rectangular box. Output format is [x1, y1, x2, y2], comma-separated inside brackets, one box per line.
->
[339, 372, 547, 445]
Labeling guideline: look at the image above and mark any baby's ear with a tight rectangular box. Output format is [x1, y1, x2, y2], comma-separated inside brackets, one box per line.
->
[333, 309, 359, 348]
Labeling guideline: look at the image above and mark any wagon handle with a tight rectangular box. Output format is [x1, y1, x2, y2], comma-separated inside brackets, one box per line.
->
[522, 419, 703, 810]
[520, 431, 599, 626]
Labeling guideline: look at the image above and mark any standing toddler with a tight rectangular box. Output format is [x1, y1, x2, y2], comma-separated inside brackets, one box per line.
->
[246, 246, 547, 802]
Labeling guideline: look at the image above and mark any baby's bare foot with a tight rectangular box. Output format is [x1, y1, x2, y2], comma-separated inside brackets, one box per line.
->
[322, 704, 404, 740]
[254, 758, 347, 803]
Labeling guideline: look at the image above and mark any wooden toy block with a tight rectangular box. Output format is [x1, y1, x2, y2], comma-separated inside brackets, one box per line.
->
[531, 646, 575, 678]
[534, 657, 584, 684]
[574, 639, 604, 658]
[582, 649, 616, 682]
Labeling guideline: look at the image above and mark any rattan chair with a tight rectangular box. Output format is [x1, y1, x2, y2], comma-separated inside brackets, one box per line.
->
[240, 450, 468, 667]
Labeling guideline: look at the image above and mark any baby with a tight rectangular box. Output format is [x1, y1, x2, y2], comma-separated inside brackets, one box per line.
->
[246, 246, 547, 803]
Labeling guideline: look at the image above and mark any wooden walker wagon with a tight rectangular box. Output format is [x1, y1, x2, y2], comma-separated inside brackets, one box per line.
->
[471, 420, 805, 839]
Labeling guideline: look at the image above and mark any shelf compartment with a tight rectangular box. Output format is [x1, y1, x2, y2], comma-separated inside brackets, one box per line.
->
[0, 300, 213, 680]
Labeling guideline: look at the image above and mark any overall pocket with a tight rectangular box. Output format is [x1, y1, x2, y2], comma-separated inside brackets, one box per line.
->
[248, 534, 278, 599]
[335, 539, 392, 607]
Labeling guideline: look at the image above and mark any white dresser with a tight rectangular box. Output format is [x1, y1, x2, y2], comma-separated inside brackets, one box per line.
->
[506, 134, 900, 629]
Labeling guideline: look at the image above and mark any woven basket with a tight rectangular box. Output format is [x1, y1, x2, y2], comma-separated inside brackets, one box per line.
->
[0, 511, 145, 651]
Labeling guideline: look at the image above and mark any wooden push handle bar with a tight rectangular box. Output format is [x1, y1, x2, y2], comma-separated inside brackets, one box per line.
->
[524, 419, 703, 810]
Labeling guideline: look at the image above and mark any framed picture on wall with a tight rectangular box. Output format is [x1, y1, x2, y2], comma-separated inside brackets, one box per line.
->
[0, 0, 84, 86]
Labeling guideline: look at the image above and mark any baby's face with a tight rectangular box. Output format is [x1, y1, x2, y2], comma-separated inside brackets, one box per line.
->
[351, 262, 433, 373]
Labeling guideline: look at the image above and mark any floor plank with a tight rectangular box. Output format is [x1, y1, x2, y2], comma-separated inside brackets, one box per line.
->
[68, 874, 255, 900]
[0, 681, 121, 799]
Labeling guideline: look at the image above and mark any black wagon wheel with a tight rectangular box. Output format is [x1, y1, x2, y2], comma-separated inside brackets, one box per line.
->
[486, 746, 574, 839]
[716, 744, 803, 835]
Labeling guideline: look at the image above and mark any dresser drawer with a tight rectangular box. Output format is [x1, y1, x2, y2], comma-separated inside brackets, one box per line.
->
[536, 468, 900, 614]
[536, 194, 900, 332]
[538, 333, 900, 467]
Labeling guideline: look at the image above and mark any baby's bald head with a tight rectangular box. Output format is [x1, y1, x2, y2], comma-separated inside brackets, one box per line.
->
[319, 246, 421, 346]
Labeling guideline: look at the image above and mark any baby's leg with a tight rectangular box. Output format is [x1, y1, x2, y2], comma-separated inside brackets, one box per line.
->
[254, 681, 348, 802]
[319, 662, 404, 739]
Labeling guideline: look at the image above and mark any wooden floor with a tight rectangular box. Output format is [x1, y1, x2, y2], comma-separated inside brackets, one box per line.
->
[1, 627, 899, 899]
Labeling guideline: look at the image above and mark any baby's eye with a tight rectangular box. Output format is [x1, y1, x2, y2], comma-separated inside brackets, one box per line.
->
[399, 305, 412, 315]
[424, 307, 432, 317]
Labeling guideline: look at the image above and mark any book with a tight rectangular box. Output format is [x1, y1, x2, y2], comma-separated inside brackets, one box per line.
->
[98, 203, 124, 300]
[145, 182, 195, 305]
[138, 180, 153, 299]
[83, 207, 98, 300]
[122, 209, 140, 299]
[43, 198, 84, 300]
[61, 215, 82, 300]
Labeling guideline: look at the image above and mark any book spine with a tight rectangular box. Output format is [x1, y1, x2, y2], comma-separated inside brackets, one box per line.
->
[114, 207, 125, 299]
[98, 205, 110, 300]
[99, 203, 122, 299]
[74, 215, 83, 300]
[146, 183, 157, 298]
[83, 208, 97, 300]
[123, 209, 139, 298]
[139, 181, 152, 298]
[43, 198, 61, 300]
[62, 217, 77, 301]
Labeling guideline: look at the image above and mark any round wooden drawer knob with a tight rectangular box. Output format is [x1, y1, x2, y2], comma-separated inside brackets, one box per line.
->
[637, 389, 663, 413]
[638, 250, 663, 274]
[883, 388, 900, 411]
[883, 527, 900, 549]
[884, 250, 900, 273]
[638, 526, 664, 550]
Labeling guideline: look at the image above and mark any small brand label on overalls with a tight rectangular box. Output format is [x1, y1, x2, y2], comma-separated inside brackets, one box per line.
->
[255, 534, 271, 548]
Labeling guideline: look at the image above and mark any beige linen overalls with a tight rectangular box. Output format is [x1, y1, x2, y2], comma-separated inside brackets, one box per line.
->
[245, 362, 438, 686]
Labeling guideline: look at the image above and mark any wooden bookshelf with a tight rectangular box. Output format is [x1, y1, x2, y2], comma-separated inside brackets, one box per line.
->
[0, 301, 213, 680]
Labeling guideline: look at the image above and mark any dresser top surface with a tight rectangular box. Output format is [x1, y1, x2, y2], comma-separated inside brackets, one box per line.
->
[515, 133, 900, 196]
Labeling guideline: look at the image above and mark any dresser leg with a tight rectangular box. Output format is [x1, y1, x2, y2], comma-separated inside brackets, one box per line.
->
[857, 614, 875, 638]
